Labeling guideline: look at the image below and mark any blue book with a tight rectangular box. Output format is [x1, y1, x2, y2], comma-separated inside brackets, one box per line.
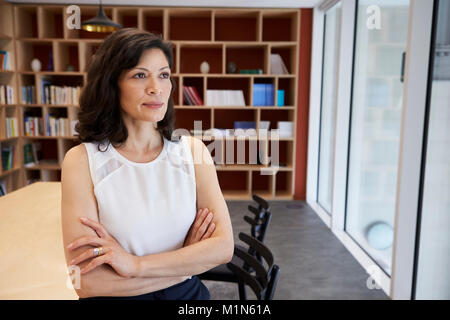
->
[41, 79, 51, 104]
[253, 84, 266, 106]
[265, 84, 274, 106]
[277, 89, 285, 106]
[234, 121, 256, 130]
[46, 113, 50, 136]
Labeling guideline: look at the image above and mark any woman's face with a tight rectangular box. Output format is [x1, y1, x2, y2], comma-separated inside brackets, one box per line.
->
[118, 48, 172, 124]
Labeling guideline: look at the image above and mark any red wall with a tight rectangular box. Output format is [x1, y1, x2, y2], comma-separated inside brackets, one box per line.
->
[294, 9, 313, 200]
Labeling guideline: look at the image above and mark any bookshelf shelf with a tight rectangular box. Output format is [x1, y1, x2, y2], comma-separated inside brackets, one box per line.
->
[0, 167, 21, 178]
[0, 3, 302, 200]
[0, 136, 19, 143]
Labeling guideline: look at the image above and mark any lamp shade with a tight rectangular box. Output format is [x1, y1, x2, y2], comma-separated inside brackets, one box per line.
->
[81, 3, 122, 32]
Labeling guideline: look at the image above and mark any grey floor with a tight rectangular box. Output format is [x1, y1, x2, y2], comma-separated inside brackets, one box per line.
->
[203, 200, 389, 300]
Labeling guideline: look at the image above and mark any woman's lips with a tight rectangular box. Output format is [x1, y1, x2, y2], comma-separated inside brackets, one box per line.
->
[143, 103, 163, 109]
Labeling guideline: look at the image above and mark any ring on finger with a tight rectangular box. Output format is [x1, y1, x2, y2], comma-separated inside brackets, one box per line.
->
[93, 247, 104, 257]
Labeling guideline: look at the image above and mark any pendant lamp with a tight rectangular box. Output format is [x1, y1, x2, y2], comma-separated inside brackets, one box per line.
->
[81, 0, 122, 32]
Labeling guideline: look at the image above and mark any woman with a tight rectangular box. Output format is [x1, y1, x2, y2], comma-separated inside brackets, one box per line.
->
[61, 28, 234, 300]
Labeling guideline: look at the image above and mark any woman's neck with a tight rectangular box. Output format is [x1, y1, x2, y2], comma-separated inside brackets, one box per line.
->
[119, 117, 163, 155]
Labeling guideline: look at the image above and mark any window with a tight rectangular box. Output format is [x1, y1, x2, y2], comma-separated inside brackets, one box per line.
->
[345, 0, 410, 276]
[317, 2, 342, 214]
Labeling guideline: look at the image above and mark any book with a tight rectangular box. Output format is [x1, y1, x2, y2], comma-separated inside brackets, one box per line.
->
[239, 69, 263, 74]
[6, 117, 18, 138]
[0, 50, 11, 71]
[0, 85, 4, 104]
[183, 87, 195, 105]
[23, 143, 36, 167]
[270, 54, 289, 75]
[206, 90, 245, 106]
[6, 85, 13, 104]
[41, 79, 52, 104]
[1, 145, 14, 171]
[21, 85, 36, 104]
[0, 180, 6, 197]
[277, 121, 294, 138]
[253, 84, 274, 106]
[234, 121, 256, 130]
[253, 84, 265, 106]
[277, 90, 285, 106]
[265, 84, 274, 106]
[187, 86, 203, 105]
[259, 121, 270, 132]
[0, 50, 5, 70]
[31, 142, 42, 165]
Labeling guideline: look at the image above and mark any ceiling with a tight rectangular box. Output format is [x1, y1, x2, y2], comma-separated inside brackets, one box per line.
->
[7, 0, 321, 8]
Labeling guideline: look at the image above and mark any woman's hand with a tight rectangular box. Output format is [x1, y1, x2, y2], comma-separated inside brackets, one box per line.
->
[183, 208, 215, 247]
[67, 217, 139, 278]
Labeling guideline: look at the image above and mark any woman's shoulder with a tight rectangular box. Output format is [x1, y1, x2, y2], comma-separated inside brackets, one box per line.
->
[64, 144, 88, 162]
[62, 144, 90, 177]
[180, 135, 204, 154]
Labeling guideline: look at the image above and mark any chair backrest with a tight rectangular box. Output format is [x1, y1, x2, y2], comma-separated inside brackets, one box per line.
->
[227, 232, 280, 300]
[247, 194, 270, 220]
[245, 194, 272, 242]
[243, 212, 272, 242]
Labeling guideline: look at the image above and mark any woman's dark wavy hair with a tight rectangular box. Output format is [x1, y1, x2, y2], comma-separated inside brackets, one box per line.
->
[75, 28, 176, 149]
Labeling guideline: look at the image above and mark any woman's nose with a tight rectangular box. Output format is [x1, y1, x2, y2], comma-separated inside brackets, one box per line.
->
[146, 79, 162, 95]
[147, 87, 162, 95]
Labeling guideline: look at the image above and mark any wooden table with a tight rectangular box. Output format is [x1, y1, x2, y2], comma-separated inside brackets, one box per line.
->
[0, 182, 78, 299]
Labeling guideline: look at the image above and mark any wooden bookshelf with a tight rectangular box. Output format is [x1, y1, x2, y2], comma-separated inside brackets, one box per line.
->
[0, 3, 302, 200]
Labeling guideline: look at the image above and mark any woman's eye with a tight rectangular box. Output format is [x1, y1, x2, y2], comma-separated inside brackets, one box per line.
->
[134, 73, 146, 79]
[161, 72, 170, 79]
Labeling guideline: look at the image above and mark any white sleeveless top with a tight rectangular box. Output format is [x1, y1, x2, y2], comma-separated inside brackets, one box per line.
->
[83, 135, 197, 257]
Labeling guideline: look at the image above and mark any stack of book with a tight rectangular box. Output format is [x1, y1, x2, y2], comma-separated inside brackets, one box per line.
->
[41, 79, 81, 105]
[1, 145, 14, 171]
[234, 121, 257, 136]
[200, 128, 234, 138]
[0, 85, 14, 104]
[46, 114, 69, 136]
[21, 85, 37, 104]
[277, 121, 294, 138]
[183, 86, 203, 105]
[24, 116, 44, 136]
[253, 84, 274, 106]
[206, 90, 246, 106]
[5, 117, 18, 138]
[23, 142, 41, 168]
[0, 50, 12, 71]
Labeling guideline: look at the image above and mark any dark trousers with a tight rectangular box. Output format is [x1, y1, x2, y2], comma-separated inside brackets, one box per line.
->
[79, 276, 210, 300]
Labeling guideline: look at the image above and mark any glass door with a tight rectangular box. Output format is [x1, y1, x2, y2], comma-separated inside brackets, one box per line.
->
[345, 0, 410, 276]
[317, 2, 342, 214]
[414, 0, 450, 300]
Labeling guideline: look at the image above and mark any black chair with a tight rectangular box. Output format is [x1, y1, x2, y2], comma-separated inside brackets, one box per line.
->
[244, 196, 272, 264]
[226, 232, 280, 300]
[198, 195, 273, 298]
[199, 194, 271, 280]
[248, 194, 270, 222]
